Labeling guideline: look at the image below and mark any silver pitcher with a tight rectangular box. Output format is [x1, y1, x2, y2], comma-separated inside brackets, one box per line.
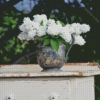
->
[36, 34, 75, 72]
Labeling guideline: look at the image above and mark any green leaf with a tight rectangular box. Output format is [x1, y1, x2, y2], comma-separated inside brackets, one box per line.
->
[84, 35, 87, 38]
[0, 49, 3, 54]
[34, 40, 37, 44]
[56, 21, 58, 25]
[3, 56, 10, 62]
[44, 35, 49, 38]
[82, 49, 84, 52]
[54, 34, 60, 39]
[71, 15, 76, 22]
[96, 86, 100, 92]
[58, 38, 65, 43]
[11, 11, 15, 16]
[0, 27, 3, 32]
[12, 25, 16, 29]
[15, 18, 18, 21]
[3, 16, 9, 21]
[40, 20, 43, 26]
[59, 21, 65, 26]
[38, 36, 45, 40]
[93, 60, 95, 62]
[93, 50, 96, 54]
[50, 15, 55, 19]
[3, 28, 8, 32]
[67, 56, 69, 60]
[4, 13, 8, 15]
[97, 97, 100, 100]
[50, 39, 59, 52]
[3, 16, 13, 22]
[43, 39, 50, 46]
[3, 22, 9, 25]
[11, 20, 17, 24]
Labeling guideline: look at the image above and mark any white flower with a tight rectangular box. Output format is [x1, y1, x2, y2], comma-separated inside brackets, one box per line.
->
[59, 27, 71, 42]
[23, 17, 31, 24]
[19, 24, 25, 32]
[17, 32, 28, 40]
[18, 14, 90, 46]
[56, 21, 62, 27]
[28, 30, 36, 38]
[65, 24, 71, 28]
[33, 14, 47, 25]
[31, 22, 40, 29]
[47, 23, 61, 36]
[19, 17, 39, 33]
[80, 24, 90, 33]
[70, 35, 86, 46]
[69, 23, 81, 35]
[47, 19, 55, 26]
[37, 26, 46, 37]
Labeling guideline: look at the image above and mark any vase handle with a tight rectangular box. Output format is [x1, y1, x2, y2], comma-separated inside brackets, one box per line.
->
[64, 34, 75, 62]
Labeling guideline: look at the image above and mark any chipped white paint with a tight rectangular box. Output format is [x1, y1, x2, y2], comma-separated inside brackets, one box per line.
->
[0, 73, 28, 77]
[0, 63, 100, 77]
[30, 72, 79, 76]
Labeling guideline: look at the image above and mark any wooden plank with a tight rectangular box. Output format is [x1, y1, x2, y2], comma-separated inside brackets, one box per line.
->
[0, 63, 100, 77]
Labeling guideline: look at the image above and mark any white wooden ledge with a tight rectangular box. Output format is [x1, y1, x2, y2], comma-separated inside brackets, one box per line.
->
[0, 62, 100, 77]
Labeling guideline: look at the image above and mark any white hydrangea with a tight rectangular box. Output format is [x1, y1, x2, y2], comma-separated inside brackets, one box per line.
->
[69, 35, 86, 46]
[59, 27, 71, 42]
[47, 23, 61, 36]
[80, 24, 90, 33]
[33, 14, 47, 25]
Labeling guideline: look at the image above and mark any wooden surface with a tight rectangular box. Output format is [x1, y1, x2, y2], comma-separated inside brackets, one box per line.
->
[0, 77, 94, 100]
[0, 62, 100, 77]
[0, 63, 96, 100]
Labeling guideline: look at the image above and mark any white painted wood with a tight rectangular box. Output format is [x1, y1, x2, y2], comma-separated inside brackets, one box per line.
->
[0, 63, 99, 77]
[0, 63, 98, 100]
[69, 76, 95, 100]
[0, 77, 95, 100]
[0, 78, 71, 100]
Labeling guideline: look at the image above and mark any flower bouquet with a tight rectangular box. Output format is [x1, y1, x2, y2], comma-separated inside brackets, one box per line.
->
[18, 14, 90, 72]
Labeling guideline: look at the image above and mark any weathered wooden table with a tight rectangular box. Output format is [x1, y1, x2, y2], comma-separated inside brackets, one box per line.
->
[0, 63, 100, 100]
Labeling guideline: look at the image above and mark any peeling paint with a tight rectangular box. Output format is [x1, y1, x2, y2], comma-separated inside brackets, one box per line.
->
[0, 73, 28, 77]
[0, 63, 100, 77]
